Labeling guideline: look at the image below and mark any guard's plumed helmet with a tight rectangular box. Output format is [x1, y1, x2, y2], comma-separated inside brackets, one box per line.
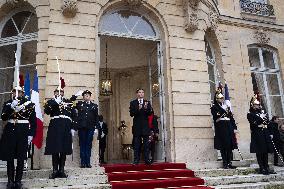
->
[215, 88, 224, 99]
[250, 94, 260, 106]
[54, 77, 65, 92]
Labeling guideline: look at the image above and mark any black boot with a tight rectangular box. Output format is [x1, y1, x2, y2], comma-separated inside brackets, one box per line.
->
[221, 150, 228, 169]
[49, 154, 59, 179]
[227, 151, 236, 169]
[14, 160, 24, 189]
[6, 161, 15, 189]
[58, 154, 67, 178]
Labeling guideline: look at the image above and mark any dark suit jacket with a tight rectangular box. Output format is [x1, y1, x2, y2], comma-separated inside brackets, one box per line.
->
[129, 99, 152, 136]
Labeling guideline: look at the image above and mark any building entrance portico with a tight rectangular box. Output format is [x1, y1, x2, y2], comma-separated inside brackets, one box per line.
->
[97, 8, 167, 163]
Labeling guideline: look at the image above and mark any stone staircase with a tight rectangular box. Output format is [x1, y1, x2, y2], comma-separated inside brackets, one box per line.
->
[0, 162, 283, 189]
[0, 166, 111, 189]
[195, 166, 284, 189]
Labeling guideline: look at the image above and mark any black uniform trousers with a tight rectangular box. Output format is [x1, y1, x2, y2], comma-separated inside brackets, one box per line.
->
[99, 136, 106, 163]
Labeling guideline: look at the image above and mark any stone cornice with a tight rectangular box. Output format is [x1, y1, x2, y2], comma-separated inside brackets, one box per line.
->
[219, 15, 284, 33]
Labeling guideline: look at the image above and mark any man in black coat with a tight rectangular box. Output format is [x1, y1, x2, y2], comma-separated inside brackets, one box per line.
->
[98, 115, 108, 164]
[129, 88, 152, 165]
[247, 95, 274, 175]
[268, 116, 281, 166]
[44, 87, 78, 179]
[0, 87, 36, 189]
[74, 90, 99, 168]
[211, 89, 238, 169]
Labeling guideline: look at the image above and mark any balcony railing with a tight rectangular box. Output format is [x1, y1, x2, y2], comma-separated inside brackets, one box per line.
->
[240, 0, 275, 17]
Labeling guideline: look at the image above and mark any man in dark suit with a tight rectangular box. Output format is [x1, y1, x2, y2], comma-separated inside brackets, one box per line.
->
[98, 115, 108, 164]
[129, 88, 152, 165]
[74, 90, 99, 168]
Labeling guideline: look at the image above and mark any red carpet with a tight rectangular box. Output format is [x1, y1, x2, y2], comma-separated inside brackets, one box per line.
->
[102, 163, 213, 189]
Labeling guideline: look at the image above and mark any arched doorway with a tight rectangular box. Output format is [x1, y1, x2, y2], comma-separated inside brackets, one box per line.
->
[97, 7, 166, 163]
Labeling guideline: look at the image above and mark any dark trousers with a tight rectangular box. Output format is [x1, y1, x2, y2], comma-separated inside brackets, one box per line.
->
[273, 142, 281, 165]
[99, 137, 106, 163]
[220, 150, 233, 167]
[149, 141, 156, 163]
[133, 135, 150, 164]
[78, 128, 94, 166]
[256, 153, 269, 171]
[7, 160, 24, 184]
[52, 153, 66, 172]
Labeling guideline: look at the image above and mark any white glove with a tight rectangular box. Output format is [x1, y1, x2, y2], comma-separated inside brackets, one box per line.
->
[11, 100, 18, 109]
[260, 113, 266, 119]
[101, 132, 105, 138]
[75, 90, 84, 97]
[270, 135, 273, 139]
[71, 129, 75, 137]
[55, 96, 62, 104]
[15, 104, 24, 112]
[28, 136, 33, 144]
[94, 129, 98, 135]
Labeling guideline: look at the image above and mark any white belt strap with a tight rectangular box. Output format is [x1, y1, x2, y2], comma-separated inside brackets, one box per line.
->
[8, 119, 29, 124]
[219, 117, 230, 121]
[51, 115, 72, 121]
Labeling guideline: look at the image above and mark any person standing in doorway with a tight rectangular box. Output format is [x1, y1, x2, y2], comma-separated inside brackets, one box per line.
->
[211, 89, 237, 169]
[74, 90, 99, 168]
[148, 110, 159, 164]
[0, 86, 36, 189]
[247, 95, 274, 175]
[44, 82, 78, 179]
[129, 88, 152, 165]
[98, 115, 108, 164]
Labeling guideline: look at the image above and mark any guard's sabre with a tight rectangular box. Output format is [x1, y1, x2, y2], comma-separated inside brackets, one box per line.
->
[14, 52, 20, 98]
[56, 56, 61, 91]
[237, 148, 244, 160]
[271, 138, 284, 164]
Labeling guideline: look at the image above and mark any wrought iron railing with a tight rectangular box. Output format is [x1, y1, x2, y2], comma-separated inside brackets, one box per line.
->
[240, 0, 275, 17]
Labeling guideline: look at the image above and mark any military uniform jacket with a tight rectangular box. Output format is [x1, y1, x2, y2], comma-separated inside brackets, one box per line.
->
[129, 99, 152, 136]
[211, 102, 237, 150]
[247, 108, 273, 153]
[74, 101, 99, 130]
[44, 97, 76, 155]
[0, 97, 36, 161]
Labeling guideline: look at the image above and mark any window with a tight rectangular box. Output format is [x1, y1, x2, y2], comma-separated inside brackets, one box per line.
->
[205, 39, 219, 103]
[0, 10, 37, 111]
[248, 46, 284, 118]
[99, 10, 157, 40]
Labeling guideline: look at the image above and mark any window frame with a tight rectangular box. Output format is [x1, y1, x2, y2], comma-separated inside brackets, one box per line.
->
[249, 46, 284, 118]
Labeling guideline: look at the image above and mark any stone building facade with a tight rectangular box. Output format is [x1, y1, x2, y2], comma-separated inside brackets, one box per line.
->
[0, 0, 284, 169]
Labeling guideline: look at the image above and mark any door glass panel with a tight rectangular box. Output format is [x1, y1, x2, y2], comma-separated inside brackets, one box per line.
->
[262, 49, 276, 69]
[270, 96, 283, 117]
[99, 10, 156, 37]
[266, 74, 280, 95]
[248, 48, 261, 68]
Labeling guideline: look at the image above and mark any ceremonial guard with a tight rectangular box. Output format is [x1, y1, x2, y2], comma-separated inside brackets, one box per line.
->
[247, 95, 274, 175]
[268, 116, 281, 166]
[0, 85, 36, 189]
[98, 115, 108, 164]
[74, 90, 99, 168]
[44, 79, 78, 179]
[211, 89, 238, 169]
[129, 88, 152, 165]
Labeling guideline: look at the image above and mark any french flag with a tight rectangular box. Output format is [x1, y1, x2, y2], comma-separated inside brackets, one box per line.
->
[31, 71, 44, 149]
[224, 83, 232, 111]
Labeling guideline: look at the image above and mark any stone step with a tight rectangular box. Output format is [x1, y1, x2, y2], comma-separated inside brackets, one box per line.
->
[0, 167, 105, 179]
[194, 167, 257, 177]
[31, 183, 111, 189]
[0, 174, 108, 189]
[204, 172, 284, 186]
[214, 181, 284, 189]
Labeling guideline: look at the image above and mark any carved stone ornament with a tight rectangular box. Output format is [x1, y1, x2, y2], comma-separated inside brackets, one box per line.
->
[185, 13, 199, 32]
[208, 11, 219, 31]
[61, 0, 78, 18]
[254, 29, 270, 44]
[123, 0, 143, 8]
[187, 0, 200, 10]
[4, 0, 23, 7]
